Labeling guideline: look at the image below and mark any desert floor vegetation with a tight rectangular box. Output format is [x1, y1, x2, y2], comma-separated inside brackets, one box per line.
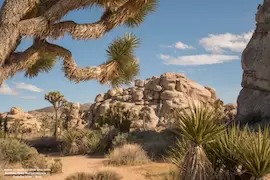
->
[107, 143, 150, 166]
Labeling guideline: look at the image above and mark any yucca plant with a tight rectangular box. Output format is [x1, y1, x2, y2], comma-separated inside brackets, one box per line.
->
[61, 130, 81, 155]
[174, 101, 225, 180]
[233, 126, 270, 180]
[206, 125, 242, 179]
[167, 138, 190, 168]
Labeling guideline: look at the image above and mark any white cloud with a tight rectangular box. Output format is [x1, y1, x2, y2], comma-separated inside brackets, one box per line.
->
[20, 96, 37, 100]
[0, 84, 18, 95]
[15, 83, 44, 93]
[175, 42, 194, 50]
[160, 54, 239, 66]
[162, 41, 194, 50]
[199, 31, 252, 54]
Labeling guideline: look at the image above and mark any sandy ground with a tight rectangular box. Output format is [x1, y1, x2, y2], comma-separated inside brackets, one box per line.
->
[18, 155, 173, 180]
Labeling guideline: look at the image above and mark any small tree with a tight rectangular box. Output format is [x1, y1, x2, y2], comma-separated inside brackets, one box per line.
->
[39, 115, 53, 137]
[45, 91, 67, 138]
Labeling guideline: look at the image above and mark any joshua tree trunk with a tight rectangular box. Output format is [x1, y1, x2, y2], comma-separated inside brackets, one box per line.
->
[237, 0, 270, 123]
[53, 106, 59, 139]
[3, 113, 9, 139]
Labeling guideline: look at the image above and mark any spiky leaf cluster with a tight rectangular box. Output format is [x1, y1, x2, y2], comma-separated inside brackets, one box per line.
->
[25, 53, 57, 78]
[174, 101, 225, 146]
[104, 33, 140, 87]
[125, 0, 158, 27]
[44, 91, 67, 109]
[233, 126, 270, 178]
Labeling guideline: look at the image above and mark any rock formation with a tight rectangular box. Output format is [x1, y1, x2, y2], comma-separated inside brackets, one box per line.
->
[61, 102, 86, 129]
[88, 73, 235, 129]
[0, 107, 41, 132]
[237, 0, 270, 123]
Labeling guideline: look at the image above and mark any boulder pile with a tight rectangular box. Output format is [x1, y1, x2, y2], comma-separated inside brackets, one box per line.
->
[88, 73, 235, 130]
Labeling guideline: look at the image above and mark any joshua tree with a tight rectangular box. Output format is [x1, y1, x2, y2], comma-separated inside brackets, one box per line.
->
[39, 114, 53, 137]
[45, 91, 67, 138]
[0, 0, 157, 87]
[0, 113, 9, 139]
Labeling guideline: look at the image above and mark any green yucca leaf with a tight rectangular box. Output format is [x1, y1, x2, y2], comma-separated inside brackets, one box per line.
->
[206, 124, 241, 172]
[25, 53, 57, 78]
[105, 33, 140, 87]
[174, 101, 225, 146]
[233, 126, 270, 178]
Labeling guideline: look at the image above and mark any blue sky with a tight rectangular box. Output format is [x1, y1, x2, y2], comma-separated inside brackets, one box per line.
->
[0, 0, 261, 112]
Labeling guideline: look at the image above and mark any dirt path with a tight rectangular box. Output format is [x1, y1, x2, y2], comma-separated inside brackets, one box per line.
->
[22, 155, 172, 180]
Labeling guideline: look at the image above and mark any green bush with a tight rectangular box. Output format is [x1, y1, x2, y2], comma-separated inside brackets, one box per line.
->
[21, 153, 48, 169]
[61, 129, 103, 155]
[98, 103, 134, 133]
[65, 170, 122, 180]
[0, 139, 37, 163]
[107, 143, 149, 166]
[50, 158, 63, 174]
[112, 133, 129, 148]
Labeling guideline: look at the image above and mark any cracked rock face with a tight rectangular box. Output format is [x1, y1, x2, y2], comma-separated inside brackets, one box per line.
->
[88, 73, 228, 129]
[237, 0, 270, 123]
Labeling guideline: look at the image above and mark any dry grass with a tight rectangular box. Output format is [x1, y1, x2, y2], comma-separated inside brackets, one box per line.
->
[65, 170, 122, 180]
[107, 144, 150, 166]
[50, 158, 63, 174]
[21, 153, 48, 169]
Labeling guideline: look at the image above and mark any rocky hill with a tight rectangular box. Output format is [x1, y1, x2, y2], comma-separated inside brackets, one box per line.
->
[0, 103, 91, 133]
[88, 73, 236, 130]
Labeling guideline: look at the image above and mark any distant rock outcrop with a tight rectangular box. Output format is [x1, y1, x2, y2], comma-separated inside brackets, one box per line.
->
[0, 107, 41, 132]
[88, 73, 236, 129]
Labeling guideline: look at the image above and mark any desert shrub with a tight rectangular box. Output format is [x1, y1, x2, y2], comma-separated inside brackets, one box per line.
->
[61, 129, 104, 155]
[95, 170, 122, 180]
[50, 158, 63, 174]
[112, 133, 129, 148]
[129, 129, 177, 159]
[65, 170, 122, 180]
[0, 138, 38, 163]
[21, 153, 48, 169]
[107, 143, 149, 166]
[98, 103, 134, 133]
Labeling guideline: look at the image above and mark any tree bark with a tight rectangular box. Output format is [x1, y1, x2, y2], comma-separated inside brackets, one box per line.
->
[53, 105, 58, 139]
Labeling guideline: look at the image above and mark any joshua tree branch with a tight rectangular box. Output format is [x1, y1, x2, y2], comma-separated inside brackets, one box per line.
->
[0, 0, 39, 66]
[0, 40, 119, 85]
[18, 0, 149, 39]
